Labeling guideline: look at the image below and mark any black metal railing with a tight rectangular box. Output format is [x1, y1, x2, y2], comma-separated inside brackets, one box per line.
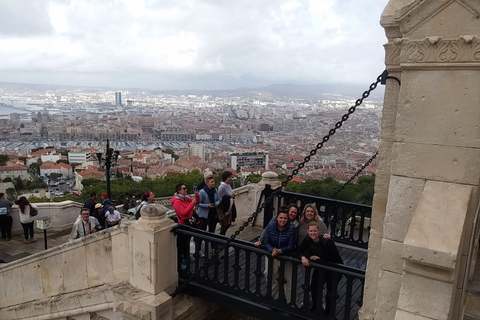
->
[268, 190, 372, 249]
[175, 225, 365, 320]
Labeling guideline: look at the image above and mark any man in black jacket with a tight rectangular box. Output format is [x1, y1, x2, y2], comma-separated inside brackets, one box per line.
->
[83, 191, 97, 215]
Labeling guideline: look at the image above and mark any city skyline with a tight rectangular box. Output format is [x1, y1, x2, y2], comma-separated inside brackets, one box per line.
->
[0, 0, 390, 91]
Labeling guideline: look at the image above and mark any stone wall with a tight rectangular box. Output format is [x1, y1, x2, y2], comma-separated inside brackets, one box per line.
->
[9, 200, 83, 236]
[0, 223, 130, 319]
[361, 1, 480, 320]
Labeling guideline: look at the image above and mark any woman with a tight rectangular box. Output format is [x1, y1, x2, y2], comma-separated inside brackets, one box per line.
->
[217, 170, 237, 235]
[263, 208, 295, 303]
[171, 183, 197, 225]
[15, 196, 38, 244]
[298, 222, 343, 315]
[255, 204, 299, 247]
[171, 183, 198, 269]
[135, 190, 155, 220]
[297, 204, 329, 247]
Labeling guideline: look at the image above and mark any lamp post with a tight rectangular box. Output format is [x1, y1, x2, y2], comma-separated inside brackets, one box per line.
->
[96, 139, 120, 200]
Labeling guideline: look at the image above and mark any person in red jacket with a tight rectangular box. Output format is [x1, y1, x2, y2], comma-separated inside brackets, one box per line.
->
[171, 183, 199, 269]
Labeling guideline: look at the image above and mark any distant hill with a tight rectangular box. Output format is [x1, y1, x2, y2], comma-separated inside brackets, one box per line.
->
[0, 81, 384, 101]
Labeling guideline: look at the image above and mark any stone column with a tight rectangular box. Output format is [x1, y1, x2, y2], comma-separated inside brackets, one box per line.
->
[114, 204, 177, 319]
[361, 1, 480, 320]
[129, 204, 177, 294]
[253, 171, 282, 227]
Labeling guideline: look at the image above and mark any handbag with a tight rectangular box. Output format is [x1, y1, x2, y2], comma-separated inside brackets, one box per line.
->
[183, 211, 203, 229]
[29, 204, 38, 217]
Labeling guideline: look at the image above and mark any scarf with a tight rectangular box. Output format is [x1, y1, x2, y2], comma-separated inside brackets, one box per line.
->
[203, 185, 216, 203]
[174, 192, 191, 203]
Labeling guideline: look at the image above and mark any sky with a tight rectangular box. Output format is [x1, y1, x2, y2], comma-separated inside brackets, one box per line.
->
[0, 0, 391, 91]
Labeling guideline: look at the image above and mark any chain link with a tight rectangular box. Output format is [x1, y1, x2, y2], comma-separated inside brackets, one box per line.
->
[172, 72, 384, 297]
[329, 151, 378, 199]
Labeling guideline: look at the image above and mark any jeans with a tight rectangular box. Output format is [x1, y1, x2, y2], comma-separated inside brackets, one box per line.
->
[21, 221, 35, 239]
[0, 215, 12, 239]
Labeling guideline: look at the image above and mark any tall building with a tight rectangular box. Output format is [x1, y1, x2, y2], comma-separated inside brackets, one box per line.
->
[229, 152, 269, 171]
[115, 92, 122, 106]
[189, 143, 206, 162]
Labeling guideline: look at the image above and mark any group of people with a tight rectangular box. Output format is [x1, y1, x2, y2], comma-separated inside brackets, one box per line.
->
[0, 192, 39, 244]
[68, 191, 122, 241]
[170, 170, 237, 269]
[256, 203, 343, 316]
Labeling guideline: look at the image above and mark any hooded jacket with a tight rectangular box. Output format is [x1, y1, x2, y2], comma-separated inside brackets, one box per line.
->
[170, 195, 195, 225]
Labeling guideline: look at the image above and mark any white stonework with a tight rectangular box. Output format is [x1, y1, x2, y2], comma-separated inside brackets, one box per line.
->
[361, 0, 480, 319]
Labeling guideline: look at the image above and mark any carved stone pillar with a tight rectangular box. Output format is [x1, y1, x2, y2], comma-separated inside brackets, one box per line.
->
[129, 204, 177, 295]
[362, 1, 480, 320]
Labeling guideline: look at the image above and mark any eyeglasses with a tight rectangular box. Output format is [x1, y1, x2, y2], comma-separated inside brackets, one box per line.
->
[181, 187, 187, 190]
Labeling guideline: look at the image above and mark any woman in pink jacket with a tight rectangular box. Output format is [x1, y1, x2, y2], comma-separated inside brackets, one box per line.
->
[171, 183, 199, 269]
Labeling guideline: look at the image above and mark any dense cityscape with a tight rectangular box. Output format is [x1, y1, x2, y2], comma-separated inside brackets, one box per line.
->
[0, 82, 383, 195]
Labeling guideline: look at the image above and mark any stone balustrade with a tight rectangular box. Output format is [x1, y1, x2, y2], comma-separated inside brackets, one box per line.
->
[9, 200, 83, 236]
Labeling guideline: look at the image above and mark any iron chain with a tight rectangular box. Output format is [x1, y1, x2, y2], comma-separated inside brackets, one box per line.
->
[172, 72, 384, 296]
[329, 151, 378, 199]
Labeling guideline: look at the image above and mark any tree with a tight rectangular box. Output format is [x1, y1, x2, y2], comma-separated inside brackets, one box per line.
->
[2, 177, 12, 182]
[28, 163, 40, 176]
[0, 154, 9, 166]
[49, 173, 62, 181]
[56, 159, 70, 165]
[5, 187, 16, 201]
[25, 178, 47, 190]
[13, 176, 25, 191]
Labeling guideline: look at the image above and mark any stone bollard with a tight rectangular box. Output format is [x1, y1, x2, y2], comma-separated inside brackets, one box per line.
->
[129, 203, 177, 295]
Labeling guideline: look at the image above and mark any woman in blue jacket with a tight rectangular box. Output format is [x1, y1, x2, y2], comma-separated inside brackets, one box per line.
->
[263, 208, 295, 303]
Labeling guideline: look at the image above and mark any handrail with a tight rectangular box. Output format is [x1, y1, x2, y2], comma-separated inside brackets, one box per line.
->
[174, 225, 366, 319]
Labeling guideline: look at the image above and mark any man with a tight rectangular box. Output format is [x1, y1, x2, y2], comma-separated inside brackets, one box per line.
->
[105, 206, 121, 227]
[0, 193, 13, 241]
[92, 203, 106, 229]
[68, 208, 101, 241]
[263, 208, 295, 303]
[83, 191, 97, 215]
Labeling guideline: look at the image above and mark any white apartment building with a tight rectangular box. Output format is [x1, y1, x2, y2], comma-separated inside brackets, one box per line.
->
[68, 151, 91, 164]
[229, 152, 269, 171]
[189, 143, 206, 162]
[41, 153, 61, 163]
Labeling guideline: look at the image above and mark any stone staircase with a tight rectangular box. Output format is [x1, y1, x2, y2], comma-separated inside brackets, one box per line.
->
[465, 250, 480, 319]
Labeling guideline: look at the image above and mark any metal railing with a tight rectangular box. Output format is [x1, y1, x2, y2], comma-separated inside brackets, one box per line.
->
[268, 190, 372, 248]
[175, 225, 365, 320]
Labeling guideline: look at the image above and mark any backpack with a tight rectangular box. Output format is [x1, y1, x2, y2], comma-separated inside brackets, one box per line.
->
[135, 204, 144, 220]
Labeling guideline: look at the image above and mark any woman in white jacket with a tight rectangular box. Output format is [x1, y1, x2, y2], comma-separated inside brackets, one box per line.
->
[15, 196, 38, 244]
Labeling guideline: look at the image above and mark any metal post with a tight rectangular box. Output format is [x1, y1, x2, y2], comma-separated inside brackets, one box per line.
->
[263, 184, 274, 229]
[105, 139, 112, 199]
[44, 229, 47, 250]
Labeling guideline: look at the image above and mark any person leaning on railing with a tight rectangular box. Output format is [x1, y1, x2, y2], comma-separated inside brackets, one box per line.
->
[262, 207, 295, 303]
[298, 222, 344, 316]
[68, 208, 101, 242]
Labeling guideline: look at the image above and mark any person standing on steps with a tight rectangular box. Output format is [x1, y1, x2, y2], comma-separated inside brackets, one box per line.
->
[15, 196, 38, 244]
[0, 193, 13, 241]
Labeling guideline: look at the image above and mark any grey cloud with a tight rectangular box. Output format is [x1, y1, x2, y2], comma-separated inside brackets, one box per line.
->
[0, 0, 53, 36]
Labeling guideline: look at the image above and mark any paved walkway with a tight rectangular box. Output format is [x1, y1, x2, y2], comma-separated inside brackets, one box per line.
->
[0, 227, 72, 263]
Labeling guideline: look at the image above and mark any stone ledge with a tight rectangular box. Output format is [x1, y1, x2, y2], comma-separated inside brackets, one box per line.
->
[402, 180, 472, 270]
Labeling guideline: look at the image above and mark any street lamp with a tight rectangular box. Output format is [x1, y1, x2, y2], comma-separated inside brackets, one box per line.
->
[96, 139, 120, 200]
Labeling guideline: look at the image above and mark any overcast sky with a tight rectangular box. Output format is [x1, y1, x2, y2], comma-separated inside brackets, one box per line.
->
[0, 0, 390, 91]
